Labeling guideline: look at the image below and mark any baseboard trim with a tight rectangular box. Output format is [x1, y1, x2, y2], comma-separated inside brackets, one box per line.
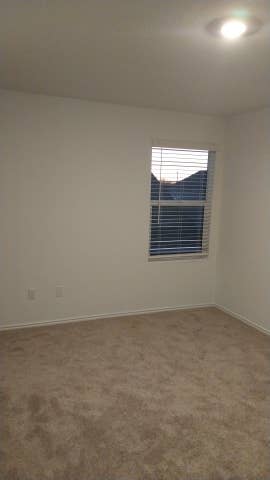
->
[2, 303, 269, 336]
[215, 304, 270, 336]
[0, 303, 213, 331]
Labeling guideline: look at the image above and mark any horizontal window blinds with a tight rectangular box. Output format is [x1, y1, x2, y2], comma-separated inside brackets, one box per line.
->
[150, 147, 215, 257]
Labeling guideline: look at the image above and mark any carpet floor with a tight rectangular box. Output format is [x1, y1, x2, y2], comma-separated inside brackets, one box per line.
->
[0, 307, 269, 480]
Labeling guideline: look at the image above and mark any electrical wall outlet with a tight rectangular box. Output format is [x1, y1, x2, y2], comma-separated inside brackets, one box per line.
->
[56, 285, 64, 298]
[27, 288, 36, 301]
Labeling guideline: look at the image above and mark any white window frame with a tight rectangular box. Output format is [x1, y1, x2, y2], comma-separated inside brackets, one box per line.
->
[148, 141, 216, 262]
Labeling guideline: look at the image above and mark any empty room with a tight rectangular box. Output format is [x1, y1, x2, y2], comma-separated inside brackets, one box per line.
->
[0, 1, 269, 479]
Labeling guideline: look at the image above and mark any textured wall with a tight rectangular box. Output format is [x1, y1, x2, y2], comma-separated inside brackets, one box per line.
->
[0, 90, 224, 327]
[216, 108, 270, 332]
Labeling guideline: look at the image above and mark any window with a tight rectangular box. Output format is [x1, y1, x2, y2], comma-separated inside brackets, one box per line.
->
[149, 146, 215, 259]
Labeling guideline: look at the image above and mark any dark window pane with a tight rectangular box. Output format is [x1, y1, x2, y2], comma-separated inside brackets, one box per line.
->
[150, 206, 204, 256]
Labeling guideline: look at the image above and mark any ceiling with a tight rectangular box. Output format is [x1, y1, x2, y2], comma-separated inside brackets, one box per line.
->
[1, 0, 269, 115]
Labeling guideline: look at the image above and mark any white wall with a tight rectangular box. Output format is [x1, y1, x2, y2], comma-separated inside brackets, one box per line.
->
[0, 90, 224, 327]
[216, 108, 270, 332]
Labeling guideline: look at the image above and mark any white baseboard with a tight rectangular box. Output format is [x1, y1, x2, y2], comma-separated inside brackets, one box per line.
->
[1, 303, 269, 336]
[215, 304, 270, 336]
[0, 303, 213, 331]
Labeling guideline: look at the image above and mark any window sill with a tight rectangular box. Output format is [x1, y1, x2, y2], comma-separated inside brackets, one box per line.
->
[148, 253, 208, 262]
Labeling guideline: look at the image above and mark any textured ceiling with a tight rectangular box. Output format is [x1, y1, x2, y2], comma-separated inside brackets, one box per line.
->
[1, 0, 270, 115]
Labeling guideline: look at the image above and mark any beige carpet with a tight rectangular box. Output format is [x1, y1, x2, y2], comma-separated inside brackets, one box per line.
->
[0, 307, 269, 480]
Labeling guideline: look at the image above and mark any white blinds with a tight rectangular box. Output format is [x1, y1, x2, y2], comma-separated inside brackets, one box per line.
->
[150, 147, 215, 257]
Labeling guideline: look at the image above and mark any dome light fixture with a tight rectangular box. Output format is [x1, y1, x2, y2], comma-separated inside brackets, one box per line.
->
[220, 19, 247, 39]
[207, 16, 262, 39]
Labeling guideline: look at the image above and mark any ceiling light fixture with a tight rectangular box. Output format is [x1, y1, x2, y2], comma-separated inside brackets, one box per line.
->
[220, 19, 247, 39]
[207, 16, 262, 39]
